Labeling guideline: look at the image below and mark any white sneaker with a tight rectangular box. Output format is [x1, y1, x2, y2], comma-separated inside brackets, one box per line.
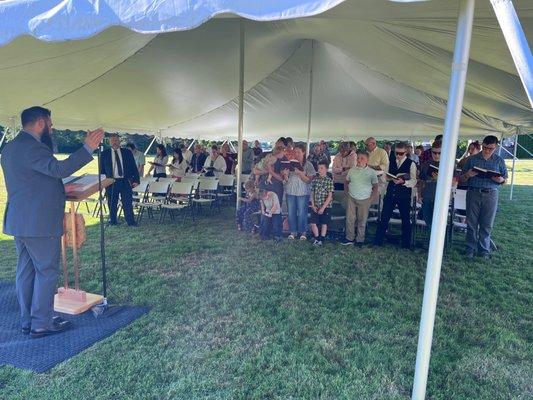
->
[287, 234, 295, 240]
[313, 239, 322, 246]
[299, 235, 307, 241]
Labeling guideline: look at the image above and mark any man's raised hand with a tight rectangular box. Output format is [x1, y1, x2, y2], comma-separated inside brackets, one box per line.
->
[85, 128, 105, 151]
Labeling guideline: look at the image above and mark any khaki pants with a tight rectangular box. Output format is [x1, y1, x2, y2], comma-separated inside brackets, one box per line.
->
[346, 195, 372, 242]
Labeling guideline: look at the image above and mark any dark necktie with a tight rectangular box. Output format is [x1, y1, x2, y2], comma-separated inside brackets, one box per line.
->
[114, 149, 123, 177]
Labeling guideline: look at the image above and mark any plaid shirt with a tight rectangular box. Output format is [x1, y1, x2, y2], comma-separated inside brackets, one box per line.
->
[463, 152, 508, 190]
[310, 175, 334, 208]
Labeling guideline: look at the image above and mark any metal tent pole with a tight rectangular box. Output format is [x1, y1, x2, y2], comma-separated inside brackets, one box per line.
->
[498, 132, 504, 156]
[509, 127, 519, 200]
[490, 0, 533, 107]
[187, 139, 196, 151]
[144, 135, 157, 155]
[411, 0, 475, 399]
[235, 19, 245, 210]
[306, 40, 315, 156]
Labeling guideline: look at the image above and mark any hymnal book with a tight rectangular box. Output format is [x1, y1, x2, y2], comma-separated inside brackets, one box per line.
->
[386, 172, 409, 180]
[473, 166, 501, 178]
[63, 174, 105, 192]
[281, 160, 302, 171]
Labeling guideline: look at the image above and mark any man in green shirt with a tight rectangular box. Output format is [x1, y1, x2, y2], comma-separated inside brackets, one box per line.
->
[342, 150, 379, 246]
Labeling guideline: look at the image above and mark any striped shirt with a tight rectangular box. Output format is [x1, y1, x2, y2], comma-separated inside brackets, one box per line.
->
[285, 160, 316, 196]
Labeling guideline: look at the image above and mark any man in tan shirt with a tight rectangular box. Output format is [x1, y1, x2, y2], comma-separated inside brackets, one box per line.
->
[365, 137, 389, 173]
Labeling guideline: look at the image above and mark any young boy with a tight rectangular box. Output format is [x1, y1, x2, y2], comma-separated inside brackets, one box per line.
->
[259, 189, 282, 241]
[309, 160, 334, 245]
[343, 150, 379, 246]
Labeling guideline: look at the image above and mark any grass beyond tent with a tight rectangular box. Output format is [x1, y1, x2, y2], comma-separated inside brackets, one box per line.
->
[0, 158, 531, 399]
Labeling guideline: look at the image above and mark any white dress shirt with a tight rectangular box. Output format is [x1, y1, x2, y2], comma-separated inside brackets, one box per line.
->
[111, 147, 124, 178]
[204, 155, 227, 173]
[391, 156, 417, 188]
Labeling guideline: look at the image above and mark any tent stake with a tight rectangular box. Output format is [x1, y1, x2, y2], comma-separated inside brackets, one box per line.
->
[411, 1, 475, 399]
[235, 19, 245, 210]
[509, 127, 519, 200]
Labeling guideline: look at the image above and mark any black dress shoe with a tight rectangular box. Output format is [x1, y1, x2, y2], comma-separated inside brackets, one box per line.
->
[30, 320, 72, 339]
[22, 316, 69, 335]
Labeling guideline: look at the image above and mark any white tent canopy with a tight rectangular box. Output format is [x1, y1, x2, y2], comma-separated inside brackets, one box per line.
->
[0, 0, 531, 140]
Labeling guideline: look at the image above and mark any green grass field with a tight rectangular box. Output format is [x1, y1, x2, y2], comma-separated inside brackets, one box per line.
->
[0, 157, 531, 399]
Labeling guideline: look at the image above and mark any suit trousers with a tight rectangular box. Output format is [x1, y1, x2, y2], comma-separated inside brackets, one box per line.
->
[466, 189, 498, 255]
[15, 236, 61, 330]
[107, 178, 135, 225]
[374, 195, 412, 248]
[345, 195, 371, 243]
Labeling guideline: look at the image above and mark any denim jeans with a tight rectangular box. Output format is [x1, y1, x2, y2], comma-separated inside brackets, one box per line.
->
[260, 214, 282, 240]
[287, 194, 309, 235]
[466, 189, 498, 255]
[422, 199, 434, 229]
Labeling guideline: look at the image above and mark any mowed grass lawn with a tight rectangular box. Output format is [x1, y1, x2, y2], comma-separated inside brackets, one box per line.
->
[0, 156, 531, 399]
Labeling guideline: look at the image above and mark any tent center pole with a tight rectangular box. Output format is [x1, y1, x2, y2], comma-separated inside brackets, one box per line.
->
[411, 1, 475, 399]
[306, 40, 315, 156]
[509, 127, 519, 200]
[235, 19, 245, 210]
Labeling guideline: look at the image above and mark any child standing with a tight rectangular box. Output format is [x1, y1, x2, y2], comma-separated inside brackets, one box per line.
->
[343, 150, 379, 246]
[236, 180, 260, 232]
[259, 189, 282, 241]
[309, 161, 334, 245]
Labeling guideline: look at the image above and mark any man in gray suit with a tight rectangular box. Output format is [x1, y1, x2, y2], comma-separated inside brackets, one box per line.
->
[1, 106, 104, 338]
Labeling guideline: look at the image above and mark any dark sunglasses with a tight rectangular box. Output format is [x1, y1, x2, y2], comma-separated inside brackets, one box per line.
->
[432, 150, 441, 154]
[395, 151, 406, 155]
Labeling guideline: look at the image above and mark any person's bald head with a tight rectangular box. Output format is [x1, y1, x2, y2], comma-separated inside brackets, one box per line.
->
[365, 137, 377, 152]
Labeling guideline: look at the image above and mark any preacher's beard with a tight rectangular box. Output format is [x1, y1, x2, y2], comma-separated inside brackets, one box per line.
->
[41, 126, 54, 151]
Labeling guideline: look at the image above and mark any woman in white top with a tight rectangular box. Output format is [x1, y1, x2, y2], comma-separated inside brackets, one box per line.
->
[147, 144, 168, 178]
[168, 147, 187, 179]
[203, 145, 227, 176]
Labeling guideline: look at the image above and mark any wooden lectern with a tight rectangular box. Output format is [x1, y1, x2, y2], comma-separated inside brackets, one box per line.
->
[54, 175, 114, 315]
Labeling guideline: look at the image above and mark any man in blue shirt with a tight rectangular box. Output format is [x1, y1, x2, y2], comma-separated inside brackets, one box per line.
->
[460, 135, 508, 259]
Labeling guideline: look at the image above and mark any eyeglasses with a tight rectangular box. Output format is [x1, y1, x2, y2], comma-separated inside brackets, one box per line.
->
[482, 145, 497, 151]
[395, 151, 406, 155]
[432, 150, 441, 155]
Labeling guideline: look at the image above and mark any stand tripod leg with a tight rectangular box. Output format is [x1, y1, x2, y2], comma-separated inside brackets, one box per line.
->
[70, 202, 80, 291]
[61, 235, 69, 289]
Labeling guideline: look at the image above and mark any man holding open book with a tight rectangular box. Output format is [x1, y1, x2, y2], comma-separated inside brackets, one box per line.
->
[460, 135, 507, 259]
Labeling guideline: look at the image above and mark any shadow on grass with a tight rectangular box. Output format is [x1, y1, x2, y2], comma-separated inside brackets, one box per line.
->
[0, 185, 531, 399]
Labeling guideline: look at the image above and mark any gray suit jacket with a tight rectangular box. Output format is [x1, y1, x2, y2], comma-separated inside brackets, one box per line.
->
[1, 131, 94, 237]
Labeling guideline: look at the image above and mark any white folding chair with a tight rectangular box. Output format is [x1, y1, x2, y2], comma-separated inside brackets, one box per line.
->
[193, 177, 219, 215]
[137, 181, 170, 221]
[156, 177, 176, 185]
[140, 176, 157, 185]
[217, 174, 235, 205]
[160, 181, 196, 222]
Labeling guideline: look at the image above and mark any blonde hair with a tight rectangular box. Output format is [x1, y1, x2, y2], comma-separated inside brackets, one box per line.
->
[244, 180, 256, 192]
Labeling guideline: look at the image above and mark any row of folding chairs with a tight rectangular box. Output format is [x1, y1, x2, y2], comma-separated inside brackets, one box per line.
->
[133, 175, 237, 223]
